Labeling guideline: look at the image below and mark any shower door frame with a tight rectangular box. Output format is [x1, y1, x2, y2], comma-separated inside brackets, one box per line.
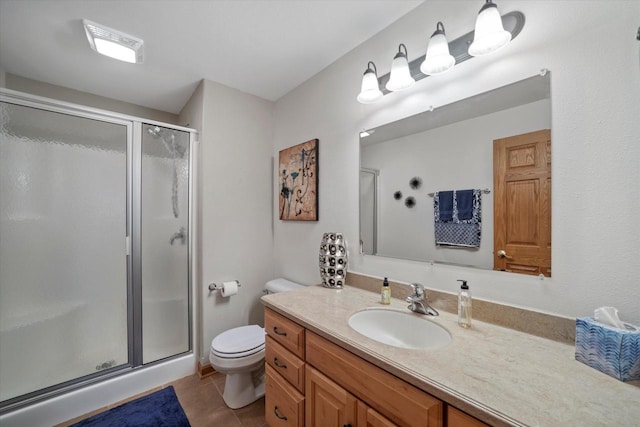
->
[0, 88, 196, 413]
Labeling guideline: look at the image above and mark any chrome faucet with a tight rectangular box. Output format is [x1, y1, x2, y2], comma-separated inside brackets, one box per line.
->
[406, 283, 439, 316]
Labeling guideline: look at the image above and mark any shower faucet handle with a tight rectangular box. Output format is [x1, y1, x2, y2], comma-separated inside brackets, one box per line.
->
[169, 227, 186, 245]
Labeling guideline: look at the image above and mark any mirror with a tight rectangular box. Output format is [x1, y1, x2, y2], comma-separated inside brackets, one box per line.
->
[359, 73, 551, 274]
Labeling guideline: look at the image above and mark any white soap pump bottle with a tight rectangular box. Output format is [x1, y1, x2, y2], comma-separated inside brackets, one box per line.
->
[457, 280, 472, 328]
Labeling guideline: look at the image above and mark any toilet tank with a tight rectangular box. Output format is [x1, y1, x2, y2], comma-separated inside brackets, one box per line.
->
[265, 278, 304, 294]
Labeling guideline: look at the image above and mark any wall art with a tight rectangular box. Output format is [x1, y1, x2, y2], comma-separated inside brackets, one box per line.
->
[279, 138, 318, 221]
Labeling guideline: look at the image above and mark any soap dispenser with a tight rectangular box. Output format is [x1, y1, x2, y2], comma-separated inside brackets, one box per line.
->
[381, 277, 391, 305]
[457, 280, 472, 328]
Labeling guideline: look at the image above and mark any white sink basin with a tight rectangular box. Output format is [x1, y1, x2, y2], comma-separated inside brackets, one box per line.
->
[348, 308, 451, 350]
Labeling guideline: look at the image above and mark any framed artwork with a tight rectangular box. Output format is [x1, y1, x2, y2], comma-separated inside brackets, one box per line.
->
[279, 138, 318, 221]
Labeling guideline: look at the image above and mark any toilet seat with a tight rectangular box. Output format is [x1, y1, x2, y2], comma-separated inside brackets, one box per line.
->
[211, 325, 265, 359]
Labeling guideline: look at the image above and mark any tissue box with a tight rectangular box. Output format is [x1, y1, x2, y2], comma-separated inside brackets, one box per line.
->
[575, 317, 640, 382]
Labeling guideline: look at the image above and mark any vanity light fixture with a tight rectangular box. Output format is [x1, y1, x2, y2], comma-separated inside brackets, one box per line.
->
[357, 61, 384, 104]
[83, 19, 144, 64]
[468, 0, 512, 56]
[420, 22, 455, 75]
[356, 1, 525, 104]
[385, 44, 415, 92]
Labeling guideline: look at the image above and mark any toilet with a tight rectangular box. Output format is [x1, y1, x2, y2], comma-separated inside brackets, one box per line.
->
[209, 278, 303, 409]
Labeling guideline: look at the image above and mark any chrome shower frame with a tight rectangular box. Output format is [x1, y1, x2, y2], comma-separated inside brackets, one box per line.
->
[0, 87, 197, 414]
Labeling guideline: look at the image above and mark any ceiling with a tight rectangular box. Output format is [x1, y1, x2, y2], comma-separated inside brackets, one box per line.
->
[0, 0, 423, 114]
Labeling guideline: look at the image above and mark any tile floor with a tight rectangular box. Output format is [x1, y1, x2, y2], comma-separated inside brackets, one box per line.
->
[57, 373, 266, 427]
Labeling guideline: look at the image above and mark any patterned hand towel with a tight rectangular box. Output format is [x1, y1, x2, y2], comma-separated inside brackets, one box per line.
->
[434, 189, 482, 247]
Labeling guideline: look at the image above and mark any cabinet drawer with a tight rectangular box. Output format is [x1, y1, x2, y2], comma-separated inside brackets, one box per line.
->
[265, 364, 304, 427]
[266, 335, 305, 393]
[446, 406, 490, 427]
[265, 308, 305, 359]
[306, 331, 442, 427]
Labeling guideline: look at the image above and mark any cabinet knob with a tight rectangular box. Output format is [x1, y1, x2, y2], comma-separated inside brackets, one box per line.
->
[274, 357, 287, 369]
[273, 326, 287, 336]
[274, 406, 288, 421]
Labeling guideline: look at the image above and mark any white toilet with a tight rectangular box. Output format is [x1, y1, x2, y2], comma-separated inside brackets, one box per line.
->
[209, 278, 303, 409]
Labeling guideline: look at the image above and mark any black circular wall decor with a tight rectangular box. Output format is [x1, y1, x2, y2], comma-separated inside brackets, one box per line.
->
[393, 191, 402, 200]
[405, 196, 416, 208]
[409, 177, 422, 190]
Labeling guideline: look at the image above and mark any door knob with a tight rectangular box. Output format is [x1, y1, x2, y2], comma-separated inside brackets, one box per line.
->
[497, 250, 513, 260]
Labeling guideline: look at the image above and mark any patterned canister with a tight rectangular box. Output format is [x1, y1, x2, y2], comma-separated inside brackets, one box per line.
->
[319, 232, 348, 288]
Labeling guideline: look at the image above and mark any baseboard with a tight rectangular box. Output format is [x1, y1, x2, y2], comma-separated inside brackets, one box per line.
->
[197, 362, 216, 379]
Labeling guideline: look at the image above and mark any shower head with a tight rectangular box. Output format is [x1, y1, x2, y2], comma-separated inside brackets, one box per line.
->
[147, 126, 162, 137]
[146, 126, 186, 159]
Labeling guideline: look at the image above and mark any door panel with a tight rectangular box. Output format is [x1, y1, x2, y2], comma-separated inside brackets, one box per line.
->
[357, 401, 398, 427]
[141, 124, 190, 363]
[306, 365, 357, 427]
[0, 102, 128, 402]
[494, 129, 551, 276]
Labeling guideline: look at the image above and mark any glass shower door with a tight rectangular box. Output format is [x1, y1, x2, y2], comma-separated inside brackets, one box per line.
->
[0, 102, 129, 402]
[141, 124, 190, 363]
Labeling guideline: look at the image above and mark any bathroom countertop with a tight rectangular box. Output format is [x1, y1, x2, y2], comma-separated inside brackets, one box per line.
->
[261, 285, 640, 427]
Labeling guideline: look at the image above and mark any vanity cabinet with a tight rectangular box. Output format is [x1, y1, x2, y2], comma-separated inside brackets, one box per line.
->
[306, 330, 442, 427]
[264, 307, 485, 427]
[265, 308, 306, 427]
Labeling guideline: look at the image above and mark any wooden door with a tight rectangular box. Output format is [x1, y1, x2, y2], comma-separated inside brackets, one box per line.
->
[493, 129, 551, 277]
[306, 365, 357, 427]
[357, 401, 398, 427]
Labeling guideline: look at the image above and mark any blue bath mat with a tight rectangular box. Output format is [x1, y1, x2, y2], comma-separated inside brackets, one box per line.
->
[70, 386, 190, 427]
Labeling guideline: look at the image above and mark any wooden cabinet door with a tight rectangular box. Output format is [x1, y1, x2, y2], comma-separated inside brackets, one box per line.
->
[357, 401, 398, 427]
[446, 407, 490, 427]
[306, 365, 357, 427]
[306, 331, 442, 427]
[265, 364, 304, 427]
[494, 129, 551, 277]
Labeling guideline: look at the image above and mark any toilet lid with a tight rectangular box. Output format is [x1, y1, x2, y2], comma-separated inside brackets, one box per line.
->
[211, 325, 265, 358]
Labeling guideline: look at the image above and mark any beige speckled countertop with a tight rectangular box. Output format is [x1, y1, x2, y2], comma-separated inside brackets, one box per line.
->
[261, 285, 640, 427]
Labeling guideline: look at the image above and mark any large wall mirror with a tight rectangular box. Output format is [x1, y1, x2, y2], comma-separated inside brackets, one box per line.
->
[359, 73, 551, 276]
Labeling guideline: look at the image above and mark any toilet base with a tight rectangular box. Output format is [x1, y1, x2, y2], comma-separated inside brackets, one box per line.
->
[222, 365, 265, 409]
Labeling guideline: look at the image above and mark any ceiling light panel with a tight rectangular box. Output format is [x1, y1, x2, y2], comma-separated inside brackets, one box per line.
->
[83, 19, 144, 64]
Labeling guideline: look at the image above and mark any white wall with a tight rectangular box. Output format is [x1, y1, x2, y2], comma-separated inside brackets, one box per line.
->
[362, 99, 550, 266]
[181, 79, 275, 363]
[273, 1, 640, 324]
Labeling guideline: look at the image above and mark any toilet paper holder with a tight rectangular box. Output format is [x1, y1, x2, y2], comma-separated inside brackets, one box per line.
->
[208, 280, 240, 292]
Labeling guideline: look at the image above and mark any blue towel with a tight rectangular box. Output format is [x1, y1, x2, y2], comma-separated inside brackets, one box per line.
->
[456, 189, 474, 220]
[433, 189, 482, 247]
[437, 191, 453, 221]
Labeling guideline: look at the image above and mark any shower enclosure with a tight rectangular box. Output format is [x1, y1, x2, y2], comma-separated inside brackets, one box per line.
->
[359, 168, 378, 255]
[0, 89, 194, 412]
